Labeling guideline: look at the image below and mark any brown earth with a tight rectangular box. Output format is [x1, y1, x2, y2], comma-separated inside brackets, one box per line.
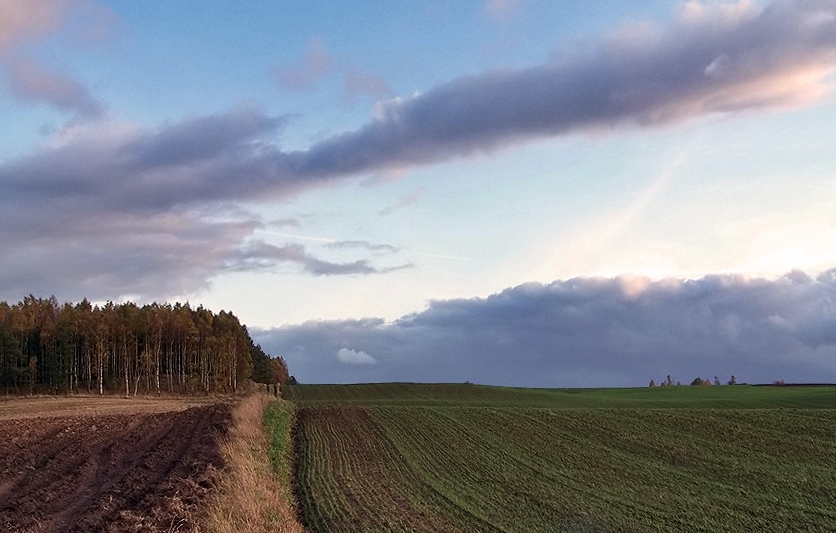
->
[0, 403, 231, 532]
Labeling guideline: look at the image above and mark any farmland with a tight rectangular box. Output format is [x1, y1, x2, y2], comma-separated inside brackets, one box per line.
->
[0, 396, 230, 532]
[287, 383, 836, 532]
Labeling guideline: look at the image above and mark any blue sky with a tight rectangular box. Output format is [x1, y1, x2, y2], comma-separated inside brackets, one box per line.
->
[2, 0, 836, 386]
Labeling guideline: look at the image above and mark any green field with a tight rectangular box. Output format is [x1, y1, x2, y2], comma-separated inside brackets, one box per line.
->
[286, 383, 836, 532]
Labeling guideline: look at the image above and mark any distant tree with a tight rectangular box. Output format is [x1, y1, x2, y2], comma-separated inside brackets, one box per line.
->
[728, 375, 737, 385]
[665, 375, 674, 387]
[649, 379, 656, 388]
[691, 377, 704, 386]
[676, 381, 681, 386]
[249, 341, 272, 384]
[714, 376, 721, 386]
[269, 356, 290, 387]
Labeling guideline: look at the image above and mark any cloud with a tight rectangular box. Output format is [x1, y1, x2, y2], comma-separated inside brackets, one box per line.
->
[0, 111, 408, 301]
[0, 209, 258, 301]
[337, 347, 376, 365]
[254, 269, 836, 387]
[1, 108, 289, 213]
[277, 0, 836, 178]
[3, 0, 836, 303]
[0, 0, 115, 121]
[0, 205, 404, 303]
[0, 0, 69, 50]
[344, 67, 393, 103]
[268, 217, 302, 228]
[230, 241, 405, 276]
[325, 240, 400, 253]
[486, 0, 522, 20]
[6, 59, 105, 120]
[379, 188, 425, 216]
[274, 37, 334, 91]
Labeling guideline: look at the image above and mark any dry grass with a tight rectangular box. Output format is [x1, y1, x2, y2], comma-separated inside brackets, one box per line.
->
[203, 393, 306, 533]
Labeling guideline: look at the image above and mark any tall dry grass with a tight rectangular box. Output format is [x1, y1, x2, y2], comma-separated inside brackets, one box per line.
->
[203, 393, 306, 533]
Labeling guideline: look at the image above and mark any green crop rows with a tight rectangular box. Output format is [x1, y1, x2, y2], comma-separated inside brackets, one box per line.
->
[287, 384, 836, 532]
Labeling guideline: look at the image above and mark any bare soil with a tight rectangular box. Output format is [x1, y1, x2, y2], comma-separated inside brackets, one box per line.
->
[0, 403, 231, 532]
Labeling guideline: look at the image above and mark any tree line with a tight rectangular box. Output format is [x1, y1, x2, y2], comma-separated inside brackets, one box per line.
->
[649, 375, 739, 387]
[0, 296, 289, 396]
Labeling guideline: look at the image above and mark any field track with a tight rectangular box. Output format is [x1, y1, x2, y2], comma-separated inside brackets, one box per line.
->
[0, 402, 230, 532]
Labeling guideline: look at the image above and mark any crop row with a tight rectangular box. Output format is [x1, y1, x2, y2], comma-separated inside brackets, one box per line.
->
[370, 407, 836, 531]
[293, 406, 493, 532]
[293, 401, 836, 532]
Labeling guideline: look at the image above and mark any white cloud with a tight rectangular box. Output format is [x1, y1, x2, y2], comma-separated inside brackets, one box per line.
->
[337, 347, 376, 365]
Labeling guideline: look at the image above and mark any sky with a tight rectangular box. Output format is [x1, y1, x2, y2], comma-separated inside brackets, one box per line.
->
[2, 0, 836, 387]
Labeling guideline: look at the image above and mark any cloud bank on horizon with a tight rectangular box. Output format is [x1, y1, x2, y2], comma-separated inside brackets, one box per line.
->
[1, 0, 835, 301]
[254, 269, 836, 387]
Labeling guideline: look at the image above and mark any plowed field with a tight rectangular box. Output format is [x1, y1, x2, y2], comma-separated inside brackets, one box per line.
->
[0, 402, 230, 532]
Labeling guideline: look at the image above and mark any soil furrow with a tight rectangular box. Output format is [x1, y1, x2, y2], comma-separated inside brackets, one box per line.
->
[0, 403, 230, 533]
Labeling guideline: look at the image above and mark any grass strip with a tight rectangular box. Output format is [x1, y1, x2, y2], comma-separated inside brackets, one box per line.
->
[203, 394, 305, 533]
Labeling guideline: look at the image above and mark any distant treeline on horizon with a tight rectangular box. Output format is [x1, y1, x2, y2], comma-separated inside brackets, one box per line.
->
[0, 296, 285, 396]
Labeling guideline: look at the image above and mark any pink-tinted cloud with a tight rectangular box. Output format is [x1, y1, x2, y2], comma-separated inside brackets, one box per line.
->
[0, 0, 114, 121]
[344, 67, 392, 102]
[7, 59, 105, 120]
[379, 188, 425, 216]
[485, 0, 522, 20]
[274, 37, 334, 91]
[0, 0, 69, 50]
[0, 0, 117, 50]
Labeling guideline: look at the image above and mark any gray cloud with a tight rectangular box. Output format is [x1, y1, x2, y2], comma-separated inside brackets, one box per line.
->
[0, 210, 257, 301]
[6, 1, 836, 202]
[253, 270, 836, 387]
[0, 106, 413, 301]
[0, 211, 405, 303]
[284, 0, 836, 177]
[238, 241, 409, 276]
[268, 217, 302, 228]
[1, 108, 290, 212]
[325, 240, 400, 253]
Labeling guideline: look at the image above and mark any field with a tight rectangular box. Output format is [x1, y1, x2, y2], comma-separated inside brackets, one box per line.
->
[287, 383, 836, 532]
[0, 396, 230, 532]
